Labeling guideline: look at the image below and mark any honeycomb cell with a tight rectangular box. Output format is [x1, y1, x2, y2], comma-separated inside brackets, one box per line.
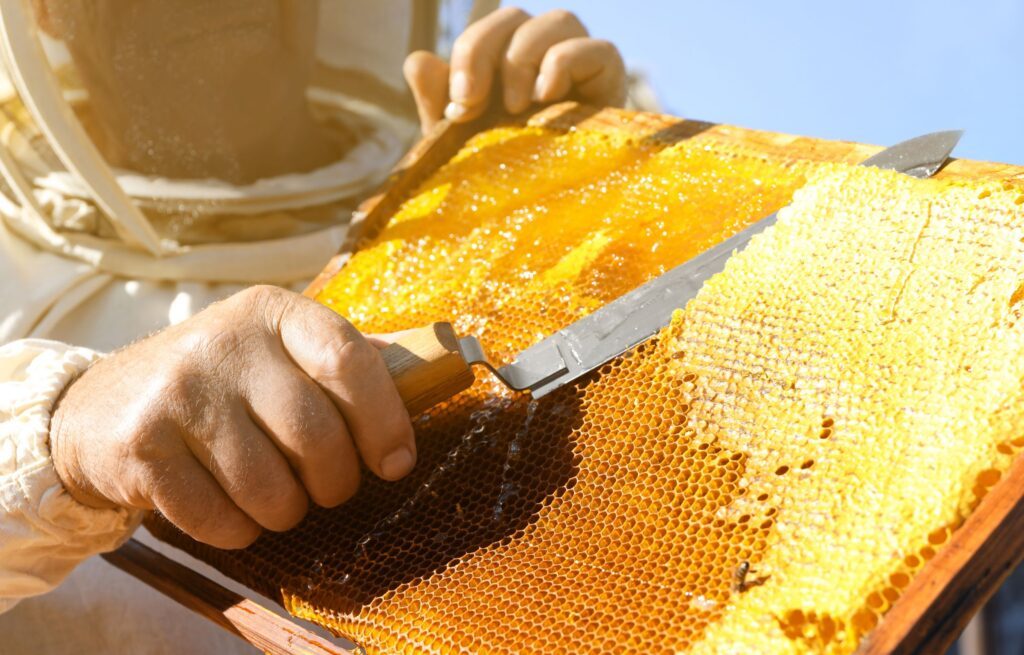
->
[147, 125, 1024, 655]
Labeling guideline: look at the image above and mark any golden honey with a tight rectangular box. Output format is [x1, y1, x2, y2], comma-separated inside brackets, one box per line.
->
[148, 124, 1024, 654]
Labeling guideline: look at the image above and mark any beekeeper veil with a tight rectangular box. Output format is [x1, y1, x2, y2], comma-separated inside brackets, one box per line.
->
[0, 0, 495, 282]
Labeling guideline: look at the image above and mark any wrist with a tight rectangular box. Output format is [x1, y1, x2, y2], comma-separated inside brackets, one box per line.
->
[49, 378, 118, 510]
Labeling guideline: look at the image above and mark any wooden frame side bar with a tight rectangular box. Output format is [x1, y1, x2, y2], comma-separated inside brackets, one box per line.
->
[103, 539, 353, 655]
[860, 446, 1024, 654]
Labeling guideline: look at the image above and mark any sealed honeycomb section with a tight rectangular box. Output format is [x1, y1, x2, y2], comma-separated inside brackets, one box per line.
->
[148, 124, 1024, 655]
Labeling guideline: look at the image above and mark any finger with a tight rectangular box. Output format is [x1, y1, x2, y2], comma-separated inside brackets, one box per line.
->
[404, 50, 450, 134]
[534, 38, 627, 107]
[146, 449, 261, 550]
[445, 6, 531, 122]
[182, 404, 309, 531]
[276, 296, 417, 482]
[245, 362, 362, 508]
[502, 10, 588, 114]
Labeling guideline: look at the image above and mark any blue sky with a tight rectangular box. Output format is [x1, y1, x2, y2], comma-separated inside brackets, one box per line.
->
[516, 0, 1024, 165]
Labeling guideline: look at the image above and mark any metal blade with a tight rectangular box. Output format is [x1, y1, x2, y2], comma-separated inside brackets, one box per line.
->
[467, 130, 963, 398]
[859, 130, 963, 177]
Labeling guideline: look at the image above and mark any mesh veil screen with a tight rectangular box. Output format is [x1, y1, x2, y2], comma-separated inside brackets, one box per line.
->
[148, 122, 1024, 654]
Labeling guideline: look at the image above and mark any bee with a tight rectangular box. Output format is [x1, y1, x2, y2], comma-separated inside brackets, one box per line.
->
[733, 561, 769, 593]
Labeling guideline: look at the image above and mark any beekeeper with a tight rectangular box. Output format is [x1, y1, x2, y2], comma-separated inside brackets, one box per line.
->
[0, 1, 626, 652]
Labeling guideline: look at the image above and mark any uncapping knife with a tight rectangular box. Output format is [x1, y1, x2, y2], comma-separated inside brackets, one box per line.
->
[380, 130, 963, 415]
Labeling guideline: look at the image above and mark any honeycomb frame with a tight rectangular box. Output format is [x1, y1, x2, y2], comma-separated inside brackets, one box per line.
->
[149, 102, 1024, 654]
[310, 102, 1024, 654]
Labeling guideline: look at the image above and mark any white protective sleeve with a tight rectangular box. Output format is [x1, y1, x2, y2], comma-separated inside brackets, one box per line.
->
[0, 339, 142, 613]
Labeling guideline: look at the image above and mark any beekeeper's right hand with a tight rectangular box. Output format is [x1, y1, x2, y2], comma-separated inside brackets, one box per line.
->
[48, 285, 416, 549]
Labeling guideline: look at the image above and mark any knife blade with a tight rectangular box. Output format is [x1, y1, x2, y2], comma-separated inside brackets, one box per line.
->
[381, 130, 963, 415]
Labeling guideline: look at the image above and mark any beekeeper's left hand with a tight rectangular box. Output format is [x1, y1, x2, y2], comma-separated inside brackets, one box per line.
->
[403, 7, 626, 133]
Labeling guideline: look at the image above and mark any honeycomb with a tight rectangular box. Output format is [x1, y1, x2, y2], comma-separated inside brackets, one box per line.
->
[147, 122, 1024, 654]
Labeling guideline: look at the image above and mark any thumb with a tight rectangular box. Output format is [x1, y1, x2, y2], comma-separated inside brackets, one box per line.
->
[271, 291, 417, 482]
[404, 50, 451, 134]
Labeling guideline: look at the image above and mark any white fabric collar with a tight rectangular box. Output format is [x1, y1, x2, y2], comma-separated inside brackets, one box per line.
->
[24, 89, 409, 216]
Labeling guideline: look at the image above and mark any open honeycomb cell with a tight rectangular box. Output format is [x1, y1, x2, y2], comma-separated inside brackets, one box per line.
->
[148, 123, 1024, 654]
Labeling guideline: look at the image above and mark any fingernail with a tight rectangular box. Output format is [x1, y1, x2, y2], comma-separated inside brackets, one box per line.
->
[444, 101, 467, 121]
[532, 74, 548, 102]
[505, 86, 525, 113]
[380, 447, 416, 480]
[450, 71, 470, 102]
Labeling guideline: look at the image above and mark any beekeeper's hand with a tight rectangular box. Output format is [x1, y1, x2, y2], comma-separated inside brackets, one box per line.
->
[48, 285, 415, 549]
[404, 7, 626, 133]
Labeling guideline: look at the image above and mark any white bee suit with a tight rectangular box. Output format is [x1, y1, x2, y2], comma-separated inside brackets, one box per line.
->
[0, 0, 497, 652]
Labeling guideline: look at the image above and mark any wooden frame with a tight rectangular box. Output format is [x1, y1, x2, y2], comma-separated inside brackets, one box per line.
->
[109, 103, 1024, 654]
[102, 541, 353, 655]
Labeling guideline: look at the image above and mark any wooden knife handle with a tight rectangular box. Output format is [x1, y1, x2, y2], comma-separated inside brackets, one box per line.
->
[381, 322, 476, 416]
